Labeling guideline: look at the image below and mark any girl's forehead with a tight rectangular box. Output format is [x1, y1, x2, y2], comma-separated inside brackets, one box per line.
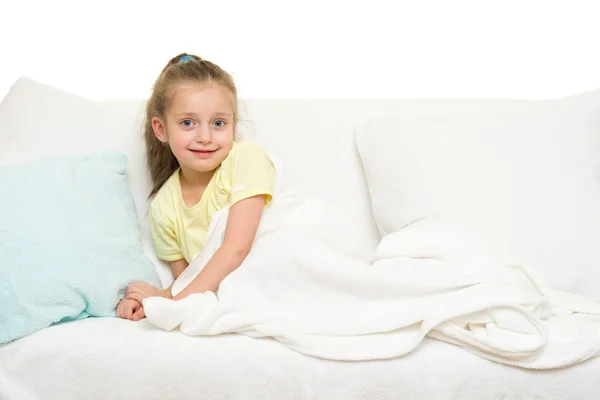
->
[168, 81, 234, 115]
[172, 80, 216, 94]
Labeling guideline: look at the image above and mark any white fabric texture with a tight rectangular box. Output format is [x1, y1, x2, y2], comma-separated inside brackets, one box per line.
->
[144, 194, 600, 369]
[4, 318, 600, 400]
[355, 90, 600, 300]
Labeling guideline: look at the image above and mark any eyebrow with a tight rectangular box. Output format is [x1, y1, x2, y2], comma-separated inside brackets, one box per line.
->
[174, 112, 233, 118]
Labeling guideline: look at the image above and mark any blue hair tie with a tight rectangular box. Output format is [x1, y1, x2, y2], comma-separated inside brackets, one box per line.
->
[178, 55, 195, 63]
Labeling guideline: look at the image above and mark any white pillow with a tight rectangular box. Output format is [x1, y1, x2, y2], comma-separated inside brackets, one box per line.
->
[0, 77, 171, 286]
[356, 90, 600, 299]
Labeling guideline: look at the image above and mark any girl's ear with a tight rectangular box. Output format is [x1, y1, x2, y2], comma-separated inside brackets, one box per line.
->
[152, 117, 168, 143]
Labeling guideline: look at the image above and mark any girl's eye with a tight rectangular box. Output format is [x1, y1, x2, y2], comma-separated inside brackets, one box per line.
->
[181, 119, 194, 128]
[213, 119, 226, 128]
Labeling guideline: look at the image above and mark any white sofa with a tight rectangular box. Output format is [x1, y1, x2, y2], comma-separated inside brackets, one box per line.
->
[1, 78, 599, 399]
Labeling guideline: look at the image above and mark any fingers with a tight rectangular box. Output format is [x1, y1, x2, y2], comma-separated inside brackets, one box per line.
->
[125, 284, 139, 299]
[128, 281, 149, 290]
[116, 300, 124, 319]
[116, 298, 144, 321]
[125, 302, 134, 320]
[125, 286, 142, 300]
[126, 292, 144, 304]
[132, 299, 141, 311]
[132, 307, 146, 321]
[125, 282, 152, 298]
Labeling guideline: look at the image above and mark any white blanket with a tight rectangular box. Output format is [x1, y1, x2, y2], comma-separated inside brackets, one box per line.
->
[144, 195, 600, 369]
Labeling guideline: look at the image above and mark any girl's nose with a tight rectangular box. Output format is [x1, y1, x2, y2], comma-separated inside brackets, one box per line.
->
[195, 124, 212, 143]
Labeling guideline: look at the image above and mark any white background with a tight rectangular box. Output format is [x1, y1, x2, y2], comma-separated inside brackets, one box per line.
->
[1, 0, 599, 101]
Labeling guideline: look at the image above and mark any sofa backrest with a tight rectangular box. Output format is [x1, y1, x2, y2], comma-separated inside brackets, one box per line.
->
[0, 77, 538, 273]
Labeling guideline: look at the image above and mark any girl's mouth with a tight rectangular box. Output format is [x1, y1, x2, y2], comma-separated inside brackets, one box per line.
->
[189, 149, 216, 158]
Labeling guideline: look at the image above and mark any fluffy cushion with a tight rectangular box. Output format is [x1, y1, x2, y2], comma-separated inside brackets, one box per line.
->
[0, 152, 162, 345]
[356, 90, 600, 299]
[0, 77, 172, 285]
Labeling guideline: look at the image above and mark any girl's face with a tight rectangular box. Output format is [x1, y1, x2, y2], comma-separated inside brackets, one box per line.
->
[153, 81, 236, 177]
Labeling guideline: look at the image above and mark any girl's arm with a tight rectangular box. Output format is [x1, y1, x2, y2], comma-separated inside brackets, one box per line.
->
[172, 194, 266, 301]
[126, 202, 259, 303]
[158, 259, 189, 298]
[126, 258, 188, 302]
[170, 258, 190, 279]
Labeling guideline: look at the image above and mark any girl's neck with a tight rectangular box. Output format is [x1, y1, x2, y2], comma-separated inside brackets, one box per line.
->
[179, 167, 214, 188]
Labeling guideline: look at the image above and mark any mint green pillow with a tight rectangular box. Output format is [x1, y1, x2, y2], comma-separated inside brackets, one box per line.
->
[0, 152, 161, 345]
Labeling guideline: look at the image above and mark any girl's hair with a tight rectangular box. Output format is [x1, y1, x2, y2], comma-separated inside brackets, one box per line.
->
[144, 53, 239, 198]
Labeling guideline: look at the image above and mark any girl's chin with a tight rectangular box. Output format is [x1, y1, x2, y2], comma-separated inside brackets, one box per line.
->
[183, 161, 220, 174]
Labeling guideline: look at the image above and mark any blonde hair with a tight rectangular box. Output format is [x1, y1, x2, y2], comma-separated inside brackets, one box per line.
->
[144, 53, 239, 198]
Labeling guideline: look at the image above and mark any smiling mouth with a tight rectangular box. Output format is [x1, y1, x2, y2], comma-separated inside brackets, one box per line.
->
[189, 149, 216, 154]
[189, 149, 217, 158]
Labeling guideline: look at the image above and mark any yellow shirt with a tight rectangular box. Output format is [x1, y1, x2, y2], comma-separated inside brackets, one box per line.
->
[149, 140, 276, 263]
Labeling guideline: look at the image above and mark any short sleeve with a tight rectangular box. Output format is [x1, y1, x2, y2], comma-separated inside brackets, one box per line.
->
[228, 141, 276, 206]
[149, 201, 184, 262]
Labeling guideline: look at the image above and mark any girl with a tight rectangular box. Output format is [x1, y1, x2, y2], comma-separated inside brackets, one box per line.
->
[116, 53, 276, 321]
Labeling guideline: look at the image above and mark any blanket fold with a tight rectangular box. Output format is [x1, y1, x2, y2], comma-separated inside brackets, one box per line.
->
[144, 196, 600, 369]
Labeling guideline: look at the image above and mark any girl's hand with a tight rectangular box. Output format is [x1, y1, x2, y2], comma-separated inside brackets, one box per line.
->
[125, 281, 171, 304]
[117, 298, 144, 320]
